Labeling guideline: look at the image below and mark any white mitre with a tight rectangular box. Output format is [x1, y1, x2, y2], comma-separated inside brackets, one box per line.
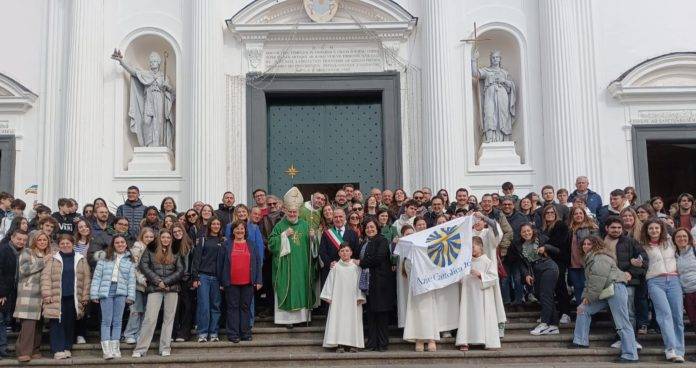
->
[284, 187, 304, 210]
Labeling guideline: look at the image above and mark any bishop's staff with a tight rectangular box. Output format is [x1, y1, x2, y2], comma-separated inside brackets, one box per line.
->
[461, 23, 490, 138]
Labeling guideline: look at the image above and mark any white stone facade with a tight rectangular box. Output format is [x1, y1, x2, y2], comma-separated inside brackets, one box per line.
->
[1, 0, 695, 207]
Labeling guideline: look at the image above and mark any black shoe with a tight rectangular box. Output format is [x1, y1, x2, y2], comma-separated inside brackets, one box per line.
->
[613, 357, 639, 364]
[241, 336, 252, 341]
[377, 346, 388, 352]
[567, 343, 589, 349]
[228, 336, 240, 343]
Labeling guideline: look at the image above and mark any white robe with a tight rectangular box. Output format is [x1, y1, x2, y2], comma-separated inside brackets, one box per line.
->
[402, 259, 440, 341]
[274, 296, 311, 325]
[473, 225, 507, 324]
[456, 255, 501, 348]
[435, 283, 460, 331]
[320, 260, 365, 348]
[393, 216, 414, 328]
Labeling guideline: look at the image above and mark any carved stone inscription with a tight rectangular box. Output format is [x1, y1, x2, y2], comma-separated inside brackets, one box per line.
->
[264, 44, 383, 73]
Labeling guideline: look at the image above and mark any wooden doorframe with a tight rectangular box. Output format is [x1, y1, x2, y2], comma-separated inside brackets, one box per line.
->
[246, 72, 402, 202]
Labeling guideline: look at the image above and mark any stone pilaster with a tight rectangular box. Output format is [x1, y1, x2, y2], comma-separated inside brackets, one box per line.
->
[62, 0, 103, 202]
[539, 0, 603, 191]
[39, 0, 65, 204]
[420, 0, 463, 191]
[188, 0, 226, 204]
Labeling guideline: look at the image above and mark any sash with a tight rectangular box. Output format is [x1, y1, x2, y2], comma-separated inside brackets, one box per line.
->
[325, 227, 344, 250]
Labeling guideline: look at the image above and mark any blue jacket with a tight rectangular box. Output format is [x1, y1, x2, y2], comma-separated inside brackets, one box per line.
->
[225, 221, 264, 273]
[569, 189, 603, 215]
[89, 251, 137, 301]
[217, 237, 262, 287]
[116, 199, 146, 239]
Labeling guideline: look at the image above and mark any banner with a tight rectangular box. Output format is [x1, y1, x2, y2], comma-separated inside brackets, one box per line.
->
[394, 216, 473, 296]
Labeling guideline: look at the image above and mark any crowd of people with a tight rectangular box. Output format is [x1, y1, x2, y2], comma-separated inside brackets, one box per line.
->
[0, 177, 694, 364]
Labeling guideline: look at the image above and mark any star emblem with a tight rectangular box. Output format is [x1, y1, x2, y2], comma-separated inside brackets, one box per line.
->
[285, 164, 299, 178]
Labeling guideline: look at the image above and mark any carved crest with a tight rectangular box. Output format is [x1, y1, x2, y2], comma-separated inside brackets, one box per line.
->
[303, 0, 339, 23]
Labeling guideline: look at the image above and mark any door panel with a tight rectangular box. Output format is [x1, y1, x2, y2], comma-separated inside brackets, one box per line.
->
[267, 94, 383, 196]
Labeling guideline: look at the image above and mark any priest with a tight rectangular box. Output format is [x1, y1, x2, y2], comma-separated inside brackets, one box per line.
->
[269, 187, 318, 327]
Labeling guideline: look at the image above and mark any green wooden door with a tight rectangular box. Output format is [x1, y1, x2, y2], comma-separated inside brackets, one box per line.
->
[267, 94, 383, 196]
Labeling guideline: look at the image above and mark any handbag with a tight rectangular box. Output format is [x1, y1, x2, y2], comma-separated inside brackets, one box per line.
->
[599, 283, 615, 300]
[359, 268, 370, 293]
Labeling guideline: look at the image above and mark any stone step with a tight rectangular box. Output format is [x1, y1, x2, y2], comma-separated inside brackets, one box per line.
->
[1, 347, 693, 366]
[7, 332, 694, 357]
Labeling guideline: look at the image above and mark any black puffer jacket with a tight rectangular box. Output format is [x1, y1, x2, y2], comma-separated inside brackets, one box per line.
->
[139, 248, 184, 293]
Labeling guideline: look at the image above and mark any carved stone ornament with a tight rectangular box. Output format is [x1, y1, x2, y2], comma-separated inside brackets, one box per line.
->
[303, 0, 339, 23]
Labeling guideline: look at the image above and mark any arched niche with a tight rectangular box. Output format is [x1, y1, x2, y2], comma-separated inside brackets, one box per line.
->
[120, 33, 177, 170]
[472, 28, 526, 164]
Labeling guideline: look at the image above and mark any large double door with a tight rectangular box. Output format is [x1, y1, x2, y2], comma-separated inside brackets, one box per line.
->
[266, 94, 383, 199]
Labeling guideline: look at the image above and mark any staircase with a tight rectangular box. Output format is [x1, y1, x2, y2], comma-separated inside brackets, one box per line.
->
[2, 309, 694, 366]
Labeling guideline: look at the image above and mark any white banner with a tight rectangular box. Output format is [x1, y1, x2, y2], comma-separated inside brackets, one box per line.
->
[394, 216, 473, 296]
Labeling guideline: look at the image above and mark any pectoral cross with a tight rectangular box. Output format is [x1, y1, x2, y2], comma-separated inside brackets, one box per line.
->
[291, 230, 301, 244]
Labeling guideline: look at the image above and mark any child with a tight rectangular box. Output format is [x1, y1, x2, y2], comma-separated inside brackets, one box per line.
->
[456, 237, 501, 350]
[90, 235, 136, 359]
[320, 242, 365, 353]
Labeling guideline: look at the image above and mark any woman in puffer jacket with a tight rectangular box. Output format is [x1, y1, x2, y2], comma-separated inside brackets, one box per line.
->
[90, 234, 136, 360]
[40, 234, 91, 360]
[569, 236, 638, 363]
[132, 228, 184, 358]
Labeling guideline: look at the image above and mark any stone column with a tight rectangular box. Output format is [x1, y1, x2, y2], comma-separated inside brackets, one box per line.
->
[188, 0, 226, 204]
[539, 0, 603, 191]
[39, 0, 65, 204]
[420, 0, 464, 191]
[61, 0, 103, 202]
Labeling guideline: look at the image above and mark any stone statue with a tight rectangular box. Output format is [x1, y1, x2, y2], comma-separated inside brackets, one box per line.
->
[111, 49, 175, 151]
[472, 49, 516, 143]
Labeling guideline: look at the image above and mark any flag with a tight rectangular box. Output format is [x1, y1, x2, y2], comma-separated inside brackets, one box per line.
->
[394, 216, 473, 295]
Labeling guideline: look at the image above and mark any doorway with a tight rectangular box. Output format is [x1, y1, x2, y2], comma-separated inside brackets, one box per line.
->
[0, 135, 15, 193]
[632, 124, 696, 203]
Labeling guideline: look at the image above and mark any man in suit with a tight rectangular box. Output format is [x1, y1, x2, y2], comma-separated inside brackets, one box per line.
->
[318, 208, 360, 285]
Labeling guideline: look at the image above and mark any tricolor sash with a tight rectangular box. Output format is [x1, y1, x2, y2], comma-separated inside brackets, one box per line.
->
[324, 227, 345, 250]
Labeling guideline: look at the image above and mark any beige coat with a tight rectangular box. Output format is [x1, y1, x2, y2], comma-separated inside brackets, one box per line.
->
[40, 251, 91, 320]
[13, 248, 47, 320]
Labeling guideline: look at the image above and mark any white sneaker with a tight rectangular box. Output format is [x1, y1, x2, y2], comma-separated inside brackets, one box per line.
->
[666, 349, 677, 361]
[63, 350, 71, 358]
[530, 323, 548, 336]
[539, 325, 559, 335]
[674, 355, 685, 363]
[124, 337, 137, 344]
[210, 335, 220, 342]
[132, 351, 143, 358]
[53, 351, 68, 360]
[198, 336, 207, 343]
[637, 342, 642, 351]
[536, 317, 541, 323]
[175, 337, 185, 342]
[441, 331, 452, 338]
[160, 350, 171, 357]
[559, 314, 571, 324]
[76, 335, 86, 344]
[610, 340, 621, 349]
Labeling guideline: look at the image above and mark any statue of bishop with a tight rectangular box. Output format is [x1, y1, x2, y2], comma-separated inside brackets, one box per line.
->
[112, 49, 175, 151]
[472, 49, 516, 143]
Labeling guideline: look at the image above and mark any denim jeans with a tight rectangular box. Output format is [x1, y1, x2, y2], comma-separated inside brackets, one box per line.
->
[625, 285, 636, 328]
[648, 275, 685, 357]
[100, 282, 127, 341]
[567, 268, 585, 306]
[634, 283, 650, 328]
[0, 310, 6, 355]
[501, 262, 525, 305]
[573, 283, 638, 361]
[196, 274, 221, 337]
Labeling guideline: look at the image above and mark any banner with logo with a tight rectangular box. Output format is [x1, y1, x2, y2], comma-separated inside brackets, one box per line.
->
[394, 216, 473, 296]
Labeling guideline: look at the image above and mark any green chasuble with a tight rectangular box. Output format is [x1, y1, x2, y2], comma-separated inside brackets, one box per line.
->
[299, 205, 322, 232]
[269, 217, 317, 311]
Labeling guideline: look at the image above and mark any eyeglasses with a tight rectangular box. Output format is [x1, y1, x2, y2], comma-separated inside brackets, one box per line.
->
[187, 213, 198, 218]
[353, 207, 363, 211]
[268, 202, 278, 206]
[414, 196, 423, 200]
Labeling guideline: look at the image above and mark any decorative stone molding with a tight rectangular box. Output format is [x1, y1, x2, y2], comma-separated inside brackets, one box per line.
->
[0, 73, 37, 113]
[609, 52, 696, 103]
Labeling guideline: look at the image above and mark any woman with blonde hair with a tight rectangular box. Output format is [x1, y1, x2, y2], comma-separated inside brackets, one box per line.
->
[567, 206, 599, 305]
[620, 207, 643, 240]
[14, 232, 50, 362]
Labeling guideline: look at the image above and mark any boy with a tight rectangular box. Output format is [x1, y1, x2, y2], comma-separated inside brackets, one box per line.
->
[320, 243, 365, 352]
[456, 237, 501, 350]
[0, 198, 26, 238]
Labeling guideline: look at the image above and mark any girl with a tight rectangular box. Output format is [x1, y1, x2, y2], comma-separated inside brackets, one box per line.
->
[139, 206, 161, 233]
[192, 217, 224, 342]
[519, 197, 535, 224]
[570, 236, 638, 363]
[675, 228, 696, 334]
[218, 220, 261, 342]
[122, 227, 154, 344]
[541, 205, 572, 324]
[13, 233, 50, 362]
[41, 235, 90, 360]
[567, 206, 599, 305]
[348, 211, 363, 240]
[641, 219, 685, 362]
[636, 204, 654, 223]
[514, 223, 560, 335]
[132, 229, 184, 357]
[90, 235, 136, 359]
[320, 204, 334, 232]
[172, 223, 194, 342]
[160, 196, 178, 219]
[184, 208, 202, 241]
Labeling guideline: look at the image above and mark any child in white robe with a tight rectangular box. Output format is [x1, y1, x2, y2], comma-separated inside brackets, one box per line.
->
[456, 237, 502, 350]
[320, 243, 365, 352]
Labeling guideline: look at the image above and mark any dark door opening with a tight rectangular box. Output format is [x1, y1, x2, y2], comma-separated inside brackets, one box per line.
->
[646, 140, 696, 205]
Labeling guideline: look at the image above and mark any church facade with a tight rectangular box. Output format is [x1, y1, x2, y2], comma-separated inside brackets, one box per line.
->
[1, 0, 695, 207]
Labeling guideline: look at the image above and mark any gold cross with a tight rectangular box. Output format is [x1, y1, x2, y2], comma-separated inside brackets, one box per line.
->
[285, 164, 299, 178]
